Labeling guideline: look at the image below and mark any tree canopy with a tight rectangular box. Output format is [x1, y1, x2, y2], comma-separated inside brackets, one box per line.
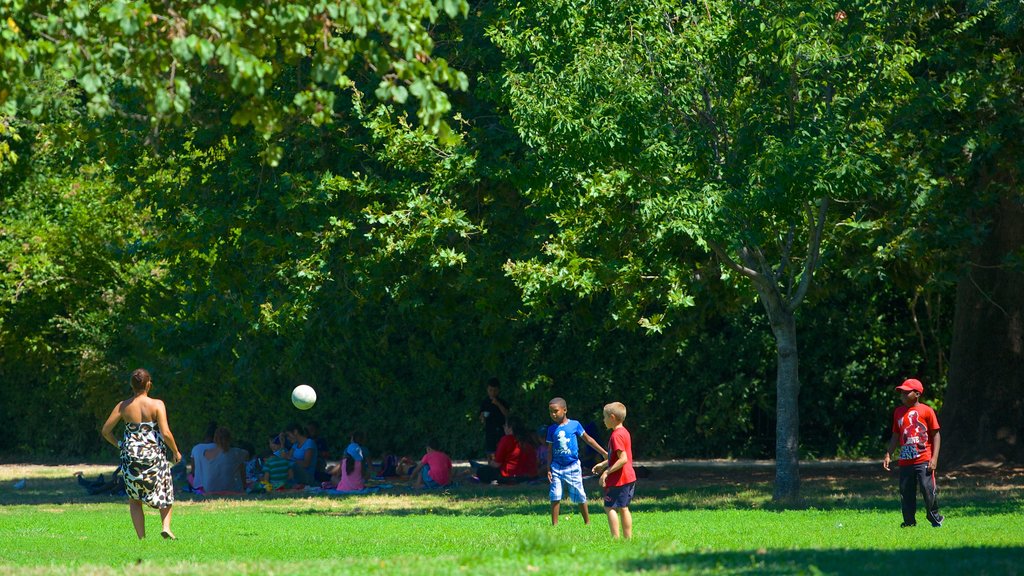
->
[1, 0, 469, 165]
[0, 0, 1019, 500]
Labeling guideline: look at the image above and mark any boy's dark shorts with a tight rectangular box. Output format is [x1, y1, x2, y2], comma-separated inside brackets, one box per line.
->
[604, 481, 636, 509]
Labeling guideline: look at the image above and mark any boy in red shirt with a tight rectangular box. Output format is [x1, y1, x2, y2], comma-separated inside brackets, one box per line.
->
[592, 401, 636, 539]
[882, 378, 944, 528]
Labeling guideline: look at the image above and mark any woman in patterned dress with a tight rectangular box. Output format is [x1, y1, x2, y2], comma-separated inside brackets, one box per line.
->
[101, 368, 182, 539]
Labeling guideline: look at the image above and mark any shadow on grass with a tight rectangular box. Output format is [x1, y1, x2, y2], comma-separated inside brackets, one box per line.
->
[620, 547, 1024, 575]
[2, 467, 1021, 521]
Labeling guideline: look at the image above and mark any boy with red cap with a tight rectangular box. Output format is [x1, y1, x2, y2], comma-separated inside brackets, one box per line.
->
[882, 378, 944, 527]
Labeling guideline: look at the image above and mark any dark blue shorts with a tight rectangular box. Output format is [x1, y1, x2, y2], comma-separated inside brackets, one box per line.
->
[604, 481, 636, 509]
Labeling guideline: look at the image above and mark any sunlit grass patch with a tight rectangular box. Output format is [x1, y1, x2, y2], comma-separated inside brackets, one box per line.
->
[1, 463, 1022, 575]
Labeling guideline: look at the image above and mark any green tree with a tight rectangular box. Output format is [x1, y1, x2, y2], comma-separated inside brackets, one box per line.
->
[885, 2, 1024, 466]
[0, 76, 154, 454]
[1, 0, 469, 166]
[490, 0, 918, 501]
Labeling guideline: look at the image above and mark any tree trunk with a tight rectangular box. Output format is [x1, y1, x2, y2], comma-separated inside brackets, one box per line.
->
[757, 283, 802, 503]
[942, 194, 1024, 467]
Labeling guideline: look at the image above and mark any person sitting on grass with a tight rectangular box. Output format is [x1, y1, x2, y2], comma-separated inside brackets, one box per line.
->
[188, 420, 218, 493]
[75, 467, 126, 496]
[327, 431, 369, 492]
[409, 439, 453, 489]
[202, 427, 249, 494]
[473, 416, 539, 485]
[257, 434, 293, 492]
[304, 421, 332, 483]
[281, 423, 318, 486]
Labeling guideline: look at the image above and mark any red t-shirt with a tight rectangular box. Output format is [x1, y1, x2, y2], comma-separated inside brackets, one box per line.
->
[892, 402, 940, 466]
[605, 426, 636, 488]
[494, 435, 539, 478]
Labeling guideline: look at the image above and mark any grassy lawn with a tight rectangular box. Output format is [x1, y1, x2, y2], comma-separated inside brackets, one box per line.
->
[0, 462, 1021, 575]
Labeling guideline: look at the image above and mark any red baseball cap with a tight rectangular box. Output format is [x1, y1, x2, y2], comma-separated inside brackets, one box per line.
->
[895, 378, 924, 393]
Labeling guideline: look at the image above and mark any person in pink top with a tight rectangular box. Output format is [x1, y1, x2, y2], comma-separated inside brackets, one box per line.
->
[592, 401, 636, 539]
[409, 439, 452, 489]
[327, 431, 369, 492]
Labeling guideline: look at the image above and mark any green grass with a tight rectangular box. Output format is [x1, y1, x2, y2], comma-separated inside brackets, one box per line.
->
[0, 463, 1022, 575]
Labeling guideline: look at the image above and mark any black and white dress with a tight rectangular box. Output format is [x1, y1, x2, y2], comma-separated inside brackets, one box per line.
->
[119, 422, 174, 509]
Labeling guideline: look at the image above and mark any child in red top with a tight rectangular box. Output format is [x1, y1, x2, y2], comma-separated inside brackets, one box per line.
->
[592, 402, 636, 539]
[475, 417, 540, 484]
[882, 378, 944, 528]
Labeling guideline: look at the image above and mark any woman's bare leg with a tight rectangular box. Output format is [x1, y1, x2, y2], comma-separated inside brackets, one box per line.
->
[159, 506, 174, 539]
[129, 500, 146, 539]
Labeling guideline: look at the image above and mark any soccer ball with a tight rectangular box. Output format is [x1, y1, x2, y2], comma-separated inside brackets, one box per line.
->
[291, 384, 317, 410]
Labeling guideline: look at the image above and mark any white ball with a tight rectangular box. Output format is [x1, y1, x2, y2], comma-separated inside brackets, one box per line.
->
[291, 384, 317, 410]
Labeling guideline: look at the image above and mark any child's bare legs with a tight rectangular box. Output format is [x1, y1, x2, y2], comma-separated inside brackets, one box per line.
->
[579, 502, 590, 525]
[551, 501, 560, 525]
[159, 506, 174, 538]
[606, 506, 632, 539]
[605, 507, 620, 538]
[128, 499, 146, 539]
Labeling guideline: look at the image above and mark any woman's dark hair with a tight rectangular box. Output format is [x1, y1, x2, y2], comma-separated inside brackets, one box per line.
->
[285, 423, 307, 437]
[508, 416, 538, 447]
[130, 368, 151, 392]
[344, 431, 366, 475]
[204, 421, 219, 442]
[213, 427, 233, 451]
[342, 451, 359, 475]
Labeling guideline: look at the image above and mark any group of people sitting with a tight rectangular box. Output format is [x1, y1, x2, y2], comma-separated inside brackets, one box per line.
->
[78, 414, 552, 498]
[184, 422, 330, 494]
[182, 421, 459, 495]
[75, 412, 592, 500]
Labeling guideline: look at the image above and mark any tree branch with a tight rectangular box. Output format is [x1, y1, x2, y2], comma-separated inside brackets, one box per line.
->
[779, 225, 794, 293]
[789, 197, 828, 310]
[708, 240, 760, 281]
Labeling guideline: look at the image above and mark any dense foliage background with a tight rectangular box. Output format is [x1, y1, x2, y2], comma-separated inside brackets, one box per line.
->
[1, 1, 1019, 487]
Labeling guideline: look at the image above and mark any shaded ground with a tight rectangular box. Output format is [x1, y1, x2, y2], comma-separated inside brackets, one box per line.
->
[634, 458, 1024, 486]
[1, 459, 1021, 512]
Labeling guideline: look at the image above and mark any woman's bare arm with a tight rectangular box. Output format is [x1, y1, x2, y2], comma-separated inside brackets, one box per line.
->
[155, 400, 181, 463]
[101, 403, 122, 448]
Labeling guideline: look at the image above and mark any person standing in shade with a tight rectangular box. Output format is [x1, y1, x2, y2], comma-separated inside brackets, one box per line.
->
[101, 368, 181, 540]
[479, 378, 511, 458]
